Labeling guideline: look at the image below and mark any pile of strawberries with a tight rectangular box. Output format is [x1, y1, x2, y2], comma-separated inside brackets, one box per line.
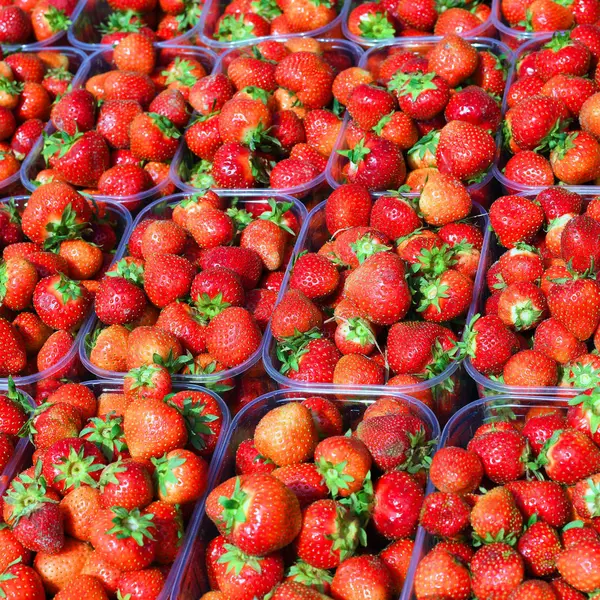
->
[206, 0, 340, 43]
[0, 48, 81, 192]
[88, 0, 203, 46]
[332, 35, 505, 194]
[0, 181, 127, 381]
[415, 396, 600, 600]
[85, 192, 300, 379]
[502, 28, 600, 188]
[175, 38, 354, 194]
[346, 0, 491, 41]
[268, 179, 482, 413]
[466, 186, 600, 391]
[0, 374, 225, 599]
[204, 395, 434, 598]
[0, 0, 76, 44]
[500, 0, 600, 37]
[28, 35, 210, 202]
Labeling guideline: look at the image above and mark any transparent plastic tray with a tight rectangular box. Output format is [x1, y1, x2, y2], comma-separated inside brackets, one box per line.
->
[78, 191, 308, 385]
[0, 378, 231, 600]
[262, 198, 491, 423]
[20, 45, 218, 210]
[0, 194, 132, 389]
[196, 0, 347, 50]
[169, 38, 363, 201]
[400, 393, 571, 600]
[171, 388, 440, 600]
[465, 189, 599, 397]
[341, 0, 496, 48]
[326, 37, 513, 207]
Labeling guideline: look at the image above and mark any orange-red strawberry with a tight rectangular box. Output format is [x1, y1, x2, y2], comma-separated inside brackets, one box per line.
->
[471, 543, 524, 600]
[551, 130, 600, 185]
[429, 446, 483, 494]
[414, 549, 471, 600]
[470, 486, 523, 543]
[428, 34, 480, 88]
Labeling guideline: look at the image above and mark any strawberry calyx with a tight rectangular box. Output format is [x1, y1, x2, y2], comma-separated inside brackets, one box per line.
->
[0, 557, 22, 585]
[44, 203, 90, 252]
[569, 388, 600, 432]
[217, 542, 263, 576]
[338, 471, 374, 526]
[106, 259, 145, 286]
[226, 206, 254, 232]
[250, 0, 282, 19]
[389, 71, 438, 101]
[550, 131, 578, 161]
[151, 452, 186, 497]
[187, 158, 214, 190]
[407, 130, 440, 162]
[330, 504, 365, 560]
[286, 560, 333, 592]
[358, 11, 395, 40]
[0, 198, 21, 225]
[216, 14, 256, 42]
[564, 364, 600, 390]
[3, 462, 57, 525]
[453, 313, 481, 362]
[316, 456, 355, 497]
[42, 130, 85, 165]
[54, 273, 83, 304]
[417, 277, 449, 313]
[219, 476, 250, 533]
[411, 244, 457, 278]
[509, 300, 543, 331]
[259, 199, 295, 235]
[182, 360, 235, 393]
[372, 112, 393, 136]
[176, 2, 202, 30]
[0, 76, 23, 97]
[350, 234, 391, 264]
[98, 9, 143, 34]
[98, 457, 127, 491]
[472, 528, 519, 547]
[44, 5, 71, 32]
[106, 506, 156, 546]
[80, 413, 128, 462]
[338, 137, 371, 166]
[310, 0, 333, 6]
[276, 328, 323, 374]
[0, 262, 7, 306]
[166, 394, 218, 451]
[238, 86, 272, 106]
[195, 291, 231, 320]
[52, 444, 105, 490]
[543, 31, 575, 52]
[152, 349, 194, 373]
[528, 428, 563, 478]
[582, 477, 600, 518]
[2, 376, 33, 415]
[344, 317, 376, 349]
[126, 364, 163, 390]
[435, 0, 464, 11]
[148, 113, 182, 140]
[162, 57, 199, 89]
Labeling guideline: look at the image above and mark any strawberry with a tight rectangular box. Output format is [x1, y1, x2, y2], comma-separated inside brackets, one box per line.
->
[507, 480, 571, 528]
[489, 195, 545, 248]
[43, 130, 110, 188]
[557, 540, 600, 592]
[96, 100, 143, 149]
[497, 281, 548, 331]
[344, 252, 410, 325]
[535, 34, 591, 82]
[152, 448, 208, 505]
[419, 491, 471, 537]
[114, 33, 156, 75]
[129, 112, 180, 161]
[418, 173, 472, 226]
[206, 536, 284, 600]
[89, 507, 157, 571]
[281, 337, 340, 385]
[211, 142, 257, 189]
[388, 71, 450, 121]
[428, 34, 480, 88]
[373, 471, 424, 539]
[470, 486, 523, 544]
[429, 446, 483, 494]
[331, 555, 394, 599]
[550, 131, 600, 185]
[414, 549, 471, 600]
[33, 274, 91, 331]
[50, 89, 97, 136]
[503, 349, 559, 387]
[206, 473, 302, 555]
[436, 120, 496, 182]
[0, 562, 45, 600]
[417, 269, 473, 324]
[471, 543, 524, 600]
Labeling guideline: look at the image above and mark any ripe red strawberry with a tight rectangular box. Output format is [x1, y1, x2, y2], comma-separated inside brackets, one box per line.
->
[470, 486, 523, 543]
[557, 540, 600, 592]
[346, 84, 396, 131]
[331, 555, 394, 599]
[535, 33, 591, 82]
[428, 34, 480, 87]
[0, 562, 45, 599]
[436, 120, 495, 182]
[419, 492, 471, 537]
[429, 446, 483, 494]
[418, 269, 473, 324]
[414, 549, 471, 600]
[289, 253, 339, 300]
[50, 89, 97, 136]
[503, 349, 559, 387]
[96, 99, 143, 149]
[206, 473, 302, 556]
[489, 195, 545, 248]
[471, 543, 524, 600]
[33, 274, 91, 331]
[497, 281, 548, 331]
[130, 112, 180, 161]
[388, 71, 450, 120]
[283, 337, 340, 385]
[506, 480, 571, 527]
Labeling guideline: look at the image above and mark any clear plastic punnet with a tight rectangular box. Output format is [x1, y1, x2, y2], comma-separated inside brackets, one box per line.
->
[78, 191, 309, 387]
[20, 45, 218, 210]
[262, 197, 491, 424]
[0, 194, 132, 390]
[400, 393, 571, 600]
[326, 37, 513, 209]
[341, 0, 496, 49]
[0, 46, 87, 197]
[0, 378, 231, 600]
[196, 0, 347, 50]
[169, 38, 363, 202]
[170, 387, 441, 600]
[67, 0, 204, 52]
